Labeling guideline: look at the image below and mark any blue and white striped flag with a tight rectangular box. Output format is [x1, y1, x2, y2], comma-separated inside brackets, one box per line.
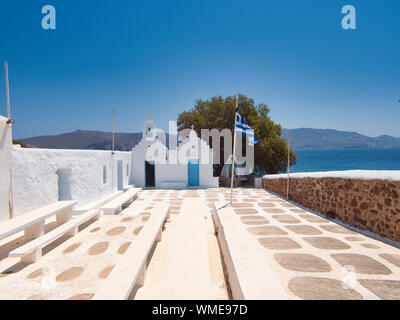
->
[235, 107, 259, 146]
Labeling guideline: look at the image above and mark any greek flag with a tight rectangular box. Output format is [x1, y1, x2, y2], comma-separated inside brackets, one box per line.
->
[235, 107, 259, 146]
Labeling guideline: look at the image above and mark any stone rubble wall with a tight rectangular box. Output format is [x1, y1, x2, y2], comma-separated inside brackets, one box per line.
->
[262, 176, 400, 242]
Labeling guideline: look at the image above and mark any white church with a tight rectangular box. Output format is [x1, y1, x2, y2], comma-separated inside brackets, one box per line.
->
[130, 117, 218, 189]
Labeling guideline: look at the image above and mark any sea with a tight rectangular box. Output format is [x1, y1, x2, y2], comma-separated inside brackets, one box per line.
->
[289, 148, 400, 173]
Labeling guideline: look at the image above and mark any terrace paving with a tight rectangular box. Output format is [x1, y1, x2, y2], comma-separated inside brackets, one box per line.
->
[0, 187, 399, 300]
[0, 206, 150, 299]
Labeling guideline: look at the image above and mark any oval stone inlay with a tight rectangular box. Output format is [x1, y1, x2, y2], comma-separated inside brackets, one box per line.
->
[345, 236, 364, 242]
[331, 254, 392, 275]
[121, 217, 133, 222]
[258, 203, 276, 208]
[304, 237, 351, 250]
[263, 208, 285, 214]
[133, 226, 143, 235]
[258, 237, 301, 250]
[88, 241, 109, 255]
[27, 268, 42, 279]
[234, 209, 258, 215]
[248, 226, 287, 236]
[99, 266, 115, 279]
[68, 293, 94, 300]
[106, 226, 126, 236]
[275, 253, 332, 272]
[272, 214, 301, 224]
[118, 242, 131, 254]
[358, 280, 400, 300]
[288, 277, 362, 300]
[56, 267, 84, 282]
[232, 203, 253, 208]
[285, 225, 322, 235]
[300, 214, 329, 224]
[379, 253, 400, 268]
[62, 243, 81, 254]
[361, 243, 380, 249]
[320, 225, 355, 235]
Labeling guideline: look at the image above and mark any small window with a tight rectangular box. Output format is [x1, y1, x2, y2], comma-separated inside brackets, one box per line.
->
[103, 166, 107, 184]
[126, 164, 129, 176]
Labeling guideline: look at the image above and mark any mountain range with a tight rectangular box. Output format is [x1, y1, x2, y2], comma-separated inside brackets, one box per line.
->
[282, 128, 400, 149]
[17, 128, 400, 150]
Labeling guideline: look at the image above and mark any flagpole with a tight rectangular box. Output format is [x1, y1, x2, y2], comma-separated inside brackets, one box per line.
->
[111, 109, 115, 193]
[230, 93, 239, 206]
[5, 62, 13, 219]
[287, 133, 290, 199]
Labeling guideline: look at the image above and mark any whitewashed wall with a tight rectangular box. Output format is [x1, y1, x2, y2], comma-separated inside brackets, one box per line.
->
[11, 148, 131, 217]
[0, 116, 13, 222]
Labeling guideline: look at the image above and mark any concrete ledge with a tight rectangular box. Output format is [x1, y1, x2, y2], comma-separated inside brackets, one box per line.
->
[101, 188, 141, 215]
[9, 209, 102, 263]
[0, 201, 77, 241]
[212, 202, 287, 300]
[73, 191, 123, 214]
[93, 203, 169, 300]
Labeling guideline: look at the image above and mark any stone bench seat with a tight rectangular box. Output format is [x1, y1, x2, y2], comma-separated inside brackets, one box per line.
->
[73, 191, 123, 215]
[100, 188, 141, 215]
[0, 200, 77, 243]
[9, 209, 102, 263]
[93, 203, 170, 300]
[212, 202, 287, 300]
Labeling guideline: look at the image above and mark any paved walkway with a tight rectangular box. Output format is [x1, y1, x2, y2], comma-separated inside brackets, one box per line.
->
[221, 188, 400, 300]
[155, 198, 212, 299]
[0, 187, 399, 300]
[0, 206, 150, 300]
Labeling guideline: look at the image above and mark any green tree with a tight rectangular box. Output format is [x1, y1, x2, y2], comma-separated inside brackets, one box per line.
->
[12, 140, 28, 148]
[177, 94, 297, 175]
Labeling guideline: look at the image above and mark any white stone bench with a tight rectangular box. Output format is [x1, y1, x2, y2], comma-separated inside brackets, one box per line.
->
[0, 201, 77, 243]
[159, 181, 186, 189]
[93, 203, 170, 300]
[9, 208, 102, 263]
[212, 202, 288, 300]
[100, 188, 141, 215]
[73, 191, 123, 215]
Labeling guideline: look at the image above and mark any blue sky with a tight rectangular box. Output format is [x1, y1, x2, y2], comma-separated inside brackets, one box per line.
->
[1, 0, 399, 139]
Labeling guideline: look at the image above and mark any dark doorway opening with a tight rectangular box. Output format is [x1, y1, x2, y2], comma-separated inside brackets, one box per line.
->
[145, 161, 155, 187]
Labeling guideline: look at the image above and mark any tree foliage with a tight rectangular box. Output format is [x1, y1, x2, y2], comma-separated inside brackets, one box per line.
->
[177, 94, 297, 175]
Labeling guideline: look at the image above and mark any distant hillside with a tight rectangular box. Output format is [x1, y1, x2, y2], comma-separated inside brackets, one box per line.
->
[20, 130, 144, 151]
[19, 128, 400, 151]
[282, 128, 400, 149]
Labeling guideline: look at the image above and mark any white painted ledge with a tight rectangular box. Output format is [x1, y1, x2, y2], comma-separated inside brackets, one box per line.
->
[212, 202, 288, 300]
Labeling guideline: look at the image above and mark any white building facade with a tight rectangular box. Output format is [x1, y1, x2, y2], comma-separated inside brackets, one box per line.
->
[130, 127, 218, 189]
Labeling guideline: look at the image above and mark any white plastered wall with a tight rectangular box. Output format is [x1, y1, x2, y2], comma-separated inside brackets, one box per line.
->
[11, 148, 131, 216]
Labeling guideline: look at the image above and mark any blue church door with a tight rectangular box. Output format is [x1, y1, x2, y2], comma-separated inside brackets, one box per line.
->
[188, 159, 199, 186]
